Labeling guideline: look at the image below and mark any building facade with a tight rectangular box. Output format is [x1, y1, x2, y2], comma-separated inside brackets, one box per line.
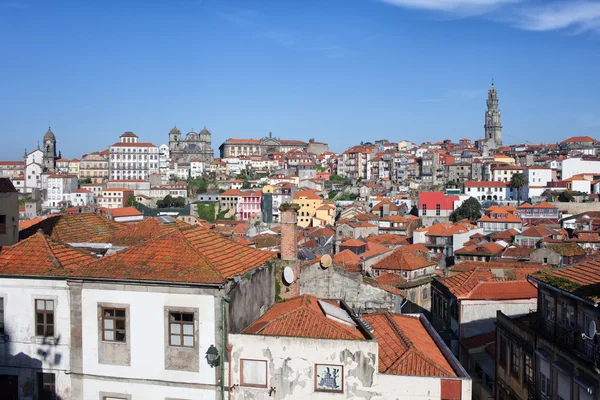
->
[219, 132, 308, 158]
[168, 126, 214, 165]
[109, 132, 159, 181]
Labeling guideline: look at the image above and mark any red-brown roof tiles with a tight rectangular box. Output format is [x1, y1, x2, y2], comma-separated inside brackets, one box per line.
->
[242, 295, 366, 340]
[363, 313, 456, 377]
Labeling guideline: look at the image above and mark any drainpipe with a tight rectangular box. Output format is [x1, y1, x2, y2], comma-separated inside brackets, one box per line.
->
[221, 297, 230, 400]
[226, 344, 233, 400]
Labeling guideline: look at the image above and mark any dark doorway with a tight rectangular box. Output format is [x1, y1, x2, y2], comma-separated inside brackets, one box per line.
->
[0, 374, 19, 400]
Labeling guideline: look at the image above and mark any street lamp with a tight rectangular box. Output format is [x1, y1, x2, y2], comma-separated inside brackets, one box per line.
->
[205, 344, 220, 368]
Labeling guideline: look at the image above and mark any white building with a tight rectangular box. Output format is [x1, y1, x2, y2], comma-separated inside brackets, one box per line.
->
[464, 181, 520, 202]
[562, 157, 600, 180]
[24, 149, 44, 195]
[69, 188, 95, 206]
[524, 167, 553, 198]
[230, 294, 471, 399]
[190, 159, 205, 179]
[41, 173, 78, 208]
[0, 219, 277, 400]
[109, 132, 159, 181]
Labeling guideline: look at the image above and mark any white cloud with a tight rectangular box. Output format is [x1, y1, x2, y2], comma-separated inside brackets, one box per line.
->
[515, 1, 600, 32]
[380, 0, 520, 13]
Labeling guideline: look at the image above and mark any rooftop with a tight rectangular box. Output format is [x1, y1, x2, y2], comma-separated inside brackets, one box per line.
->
[363, 313, 456, 377]
[242, 295, 366, 340]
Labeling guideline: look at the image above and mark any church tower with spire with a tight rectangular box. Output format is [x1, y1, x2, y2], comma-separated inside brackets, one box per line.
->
[484, 83, 502, 149]
[42, 126, 57, 171]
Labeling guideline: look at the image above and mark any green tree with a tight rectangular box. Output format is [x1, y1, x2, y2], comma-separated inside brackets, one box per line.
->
[125, 195, 138, 207]
[558, 190, 574, 203]
[197, 203, 216, 221]
[450, 197, 482, 222]
[163, 194, 174, 207]
[242, 181, 252, 189]
[510, 173, 528, 205]
[329, 174, 347, 182]
[172, 196, 186, 208]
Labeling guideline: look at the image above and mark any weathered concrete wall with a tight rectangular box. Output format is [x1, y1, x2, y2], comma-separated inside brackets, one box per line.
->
[229, 264, 275, 333]
[460, 299, 537, 339]
[300, 263, 399, 312]
[229, 334, 379, 399]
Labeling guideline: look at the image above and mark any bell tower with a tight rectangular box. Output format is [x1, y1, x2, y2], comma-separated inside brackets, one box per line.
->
[42, 126, 57, 171]
[484, 83, 502, 148]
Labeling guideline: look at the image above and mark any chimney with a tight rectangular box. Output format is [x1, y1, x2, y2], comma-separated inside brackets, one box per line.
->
[279, 203, 300, 261]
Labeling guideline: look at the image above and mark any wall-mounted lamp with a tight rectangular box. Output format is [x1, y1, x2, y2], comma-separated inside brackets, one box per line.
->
[205, 344, 220, 368]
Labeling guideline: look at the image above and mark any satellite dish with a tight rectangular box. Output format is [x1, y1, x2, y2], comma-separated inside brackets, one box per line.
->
[283, 267, 294, 285]
[320, 254, 332, 269]
[589, 320, 597, 339]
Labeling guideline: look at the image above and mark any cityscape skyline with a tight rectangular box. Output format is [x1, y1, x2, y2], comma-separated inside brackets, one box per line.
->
[1, 0, 599, 159]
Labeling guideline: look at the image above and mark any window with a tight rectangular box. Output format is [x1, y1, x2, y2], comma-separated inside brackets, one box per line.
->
[423, 289, 429, 301]
[35, 300, 54, 337]
[422, 204, 427, 215]
[511, 343, 520, 379]
[0, 298, 3, 335]
[0, 215, 6, 234]
[169, 312, 194, 347]
[540, 360, 551, 397]
[558, 372, 571, 400]
[37, 372, 55, 400]
[436, 204, 441, 216]
[524, 353, 533, 385]
[241, 359, 268, 387]
[102, 308, 126, 342]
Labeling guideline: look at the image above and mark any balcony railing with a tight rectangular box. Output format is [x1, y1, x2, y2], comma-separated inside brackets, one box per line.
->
[538, 317, 575, 346]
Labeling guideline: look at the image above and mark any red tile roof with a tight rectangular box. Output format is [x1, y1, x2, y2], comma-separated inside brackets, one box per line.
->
[0, 231, 95, 276]
[455, 242, 504, 256]
[92, 217, 192, 246]
[109, 207, 142, 218]
[19, 214, 124, 243]
[242, 295, 365, 340]
[532, 258, 600, 304]
[365, 234, 410, 246]
[373, 245, 436, 272]
[561, 136, 598, 144]
[363, 313, 456, 377]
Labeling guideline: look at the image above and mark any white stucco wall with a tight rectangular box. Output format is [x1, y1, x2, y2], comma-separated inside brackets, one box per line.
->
[453, 227, 484, 253]
[460, 298, 536, 339]
[82, 376, 216, 400]
[229, 334, 379, 400]
[81, 288, 217, 394]
[0, 278, 72, 399]
[562, 158, 600, 180]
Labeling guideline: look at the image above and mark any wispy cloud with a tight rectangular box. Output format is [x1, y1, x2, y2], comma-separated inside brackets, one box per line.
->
[514, 2, 600, 33]
[0, 0, 27, 8]
[380, 0, 600, 34]
[380, 0, 521, 15]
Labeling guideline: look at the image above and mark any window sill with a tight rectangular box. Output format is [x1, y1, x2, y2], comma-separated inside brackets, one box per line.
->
[101, 340, 127, 345]
[31, 336, 59, 345]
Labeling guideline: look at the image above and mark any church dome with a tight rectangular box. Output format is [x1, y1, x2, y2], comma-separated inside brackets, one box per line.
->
[44, 127, 55, 141]
[200, 127, 211, 135]
[186, 131, 199, 141]
[170, 126, 181, 135]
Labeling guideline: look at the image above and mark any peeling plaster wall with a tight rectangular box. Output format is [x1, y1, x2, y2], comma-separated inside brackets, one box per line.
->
[229, 334, 472, 400]
[229, 334, 379, 400]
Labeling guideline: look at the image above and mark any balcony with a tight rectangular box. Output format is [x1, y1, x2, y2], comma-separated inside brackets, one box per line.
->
[537, 316, 600, 369]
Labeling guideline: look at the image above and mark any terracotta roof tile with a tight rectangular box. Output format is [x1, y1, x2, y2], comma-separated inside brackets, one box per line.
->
[19, 214, 124, 243]
[242, 295, 366, 340]
[0, 232, 96, 276]
[532, 258, 600, 304]
[363, 313, 456, 377]
[365, 234, 410, 246]
[373, 245, 436, 271]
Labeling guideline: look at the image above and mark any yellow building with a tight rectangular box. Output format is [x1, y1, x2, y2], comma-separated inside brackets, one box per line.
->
[80, 152, 109, 183]
[492, 154, 516, 165]
[313, 201, 336, 227]
[69, 158, 80, 178]
[293, 190, 323, 228]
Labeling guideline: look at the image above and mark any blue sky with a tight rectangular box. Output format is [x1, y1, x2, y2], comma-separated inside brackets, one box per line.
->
[0, 0, 599, 159]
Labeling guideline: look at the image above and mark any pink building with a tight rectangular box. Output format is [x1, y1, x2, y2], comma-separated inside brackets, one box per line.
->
[237, 190, 262, 222]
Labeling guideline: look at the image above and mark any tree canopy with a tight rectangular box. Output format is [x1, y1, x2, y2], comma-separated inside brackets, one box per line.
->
[450, 197, 482, 222]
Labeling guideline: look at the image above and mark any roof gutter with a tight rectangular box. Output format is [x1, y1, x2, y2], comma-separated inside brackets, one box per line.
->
[527, 276, 598, 307]
[0, 274, 225, 289]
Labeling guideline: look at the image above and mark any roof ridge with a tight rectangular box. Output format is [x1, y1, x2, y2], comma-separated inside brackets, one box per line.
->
[254, 296, 314, 334]
[37, 231, 64, 269]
